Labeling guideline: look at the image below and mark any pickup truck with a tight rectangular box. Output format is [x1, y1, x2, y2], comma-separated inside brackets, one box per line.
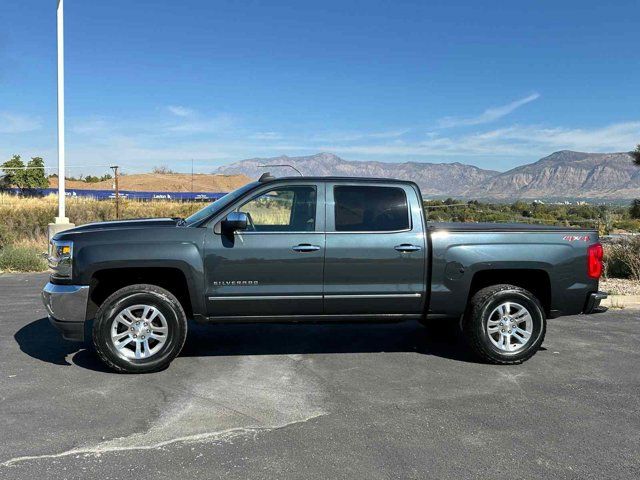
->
[42, 175, 607, 373]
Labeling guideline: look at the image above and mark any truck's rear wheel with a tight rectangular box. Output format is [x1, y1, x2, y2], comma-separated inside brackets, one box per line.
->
[463, 284, 546, 364]
[92, 284, 187, 373]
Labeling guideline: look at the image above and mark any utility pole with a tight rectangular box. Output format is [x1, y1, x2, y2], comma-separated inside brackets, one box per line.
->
[111, 165, 120, 219]
[191, 159, 194, 193]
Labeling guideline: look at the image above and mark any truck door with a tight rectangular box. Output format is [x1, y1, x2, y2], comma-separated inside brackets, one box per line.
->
[204, 182, 325, 317]
[323, 182, 426, 315]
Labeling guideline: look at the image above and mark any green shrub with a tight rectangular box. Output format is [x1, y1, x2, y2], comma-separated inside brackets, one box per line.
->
[0, 245, 48, 272]
[613, 219, 640, 232]
[603, 244, 629, 279]
[0, 223, 16, 248]
[603, 237, 640, 280]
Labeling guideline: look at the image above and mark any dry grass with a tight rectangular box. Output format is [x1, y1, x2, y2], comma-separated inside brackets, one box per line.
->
[0, 194, 205, 250]
[48, 172, 250, 192]
[0, 194, 212, 272]
[243, 202, 291, 225]
[0, 193, 292, 242]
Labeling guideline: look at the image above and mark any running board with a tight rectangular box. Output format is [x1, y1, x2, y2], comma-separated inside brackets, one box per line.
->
[197, 313, 423, 324]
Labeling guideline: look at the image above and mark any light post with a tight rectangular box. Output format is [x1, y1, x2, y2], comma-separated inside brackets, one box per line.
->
[55, 0, 68, 223]
[49, 0, 73, 239]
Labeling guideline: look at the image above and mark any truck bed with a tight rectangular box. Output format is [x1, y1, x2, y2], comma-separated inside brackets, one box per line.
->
[427, 221, 600, 319]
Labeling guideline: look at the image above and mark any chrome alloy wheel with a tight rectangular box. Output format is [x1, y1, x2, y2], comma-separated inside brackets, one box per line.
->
[110, 304, 169, 359]
[486, 302, 533, 352]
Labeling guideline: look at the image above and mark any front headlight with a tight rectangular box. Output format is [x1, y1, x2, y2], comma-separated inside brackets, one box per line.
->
[48, 240, 73, 278]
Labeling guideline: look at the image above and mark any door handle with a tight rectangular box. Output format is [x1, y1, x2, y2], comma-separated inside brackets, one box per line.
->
[292, 244, 321, 253]
[394, 244, 421, 253]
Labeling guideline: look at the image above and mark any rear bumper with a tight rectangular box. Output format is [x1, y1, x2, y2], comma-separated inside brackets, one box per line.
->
[41, 282, 89, 341]
[584, 291, 608, 314]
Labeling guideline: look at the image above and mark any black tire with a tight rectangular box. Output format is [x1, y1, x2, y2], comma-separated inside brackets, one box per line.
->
[462, 284, 546, 365]
[92, 284, 188, 373]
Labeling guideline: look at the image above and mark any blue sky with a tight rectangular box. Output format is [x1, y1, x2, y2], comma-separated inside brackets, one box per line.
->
[1, 0, 639, 175]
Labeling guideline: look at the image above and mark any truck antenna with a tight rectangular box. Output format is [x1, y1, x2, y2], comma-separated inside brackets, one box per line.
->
[258, 172, 276, 183]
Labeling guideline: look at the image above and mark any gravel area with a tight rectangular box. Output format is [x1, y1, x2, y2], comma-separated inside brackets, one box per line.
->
[601, 278, 640, 296]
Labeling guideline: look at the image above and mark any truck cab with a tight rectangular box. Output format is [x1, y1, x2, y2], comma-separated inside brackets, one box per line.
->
[203, 178, 427, 319]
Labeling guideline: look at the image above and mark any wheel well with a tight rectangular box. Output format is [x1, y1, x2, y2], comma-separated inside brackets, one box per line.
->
[468, 269, 551, 314]
[87, 267, 193, 320]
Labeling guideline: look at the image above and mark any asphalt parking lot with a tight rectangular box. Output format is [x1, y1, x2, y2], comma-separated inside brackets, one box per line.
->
[0, 273, 638, 479]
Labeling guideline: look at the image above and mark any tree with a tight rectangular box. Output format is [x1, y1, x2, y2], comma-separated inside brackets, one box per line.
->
[0, 154, 48, 191]
[1, 154, 25, 189]
[632, 145, 640, 220]
[632, 144, 640, 166]
[23, 157, 48, 190]
[630, 199, 640, 219]
[152, 165, 175, 174]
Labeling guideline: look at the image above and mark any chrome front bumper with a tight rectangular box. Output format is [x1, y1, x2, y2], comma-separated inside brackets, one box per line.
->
[42, 282, 89, 341]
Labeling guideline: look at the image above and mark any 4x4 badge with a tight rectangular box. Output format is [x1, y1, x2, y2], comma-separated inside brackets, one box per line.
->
[562, 235, 590, 242]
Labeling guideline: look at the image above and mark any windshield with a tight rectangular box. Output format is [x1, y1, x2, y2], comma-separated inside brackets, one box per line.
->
[184, 182, 259, 226]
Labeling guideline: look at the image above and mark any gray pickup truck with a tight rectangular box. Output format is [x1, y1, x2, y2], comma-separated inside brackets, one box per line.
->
[42, 175, 606, 373]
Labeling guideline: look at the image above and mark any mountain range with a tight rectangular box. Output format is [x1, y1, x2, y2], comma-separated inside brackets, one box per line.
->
[215, 151, 640, 200]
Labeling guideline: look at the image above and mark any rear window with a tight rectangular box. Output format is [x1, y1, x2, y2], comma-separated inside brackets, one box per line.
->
[334, 186, 409, 232]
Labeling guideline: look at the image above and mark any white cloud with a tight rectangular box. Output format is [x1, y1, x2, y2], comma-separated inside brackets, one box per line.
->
[167, 105, 195, 117]
[472, 122, 640, 152]
[309, 129, 409, 143]
[163, 106, 235, 134]
[164, 114, 235, 134]
[249, 132, 283, 140]
[315, 121, 640, 159]
[0, 112, 41, 134]
[70, 118, 110, 135]
[438, 93, 541, 128]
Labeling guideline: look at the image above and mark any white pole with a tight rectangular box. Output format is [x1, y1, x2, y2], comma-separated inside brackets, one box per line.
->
[56, 0, 68, 223]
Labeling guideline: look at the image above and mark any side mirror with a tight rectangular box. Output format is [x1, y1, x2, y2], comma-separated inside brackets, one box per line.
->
[221, 211, 248, 233]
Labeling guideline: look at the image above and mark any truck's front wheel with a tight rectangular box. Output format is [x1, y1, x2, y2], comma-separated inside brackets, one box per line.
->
[92, 284, 188, 373]
[463, 284, 546, 364]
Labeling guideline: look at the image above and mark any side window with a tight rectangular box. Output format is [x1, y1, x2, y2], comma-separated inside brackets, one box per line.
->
[334, 185, 409, 232]
[239, 186, 317, 232]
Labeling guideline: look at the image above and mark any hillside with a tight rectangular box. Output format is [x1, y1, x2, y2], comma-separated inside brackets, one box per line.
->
[215, 152, 498, 196]
[215, 151, 639, 200]
[470, 151, 639, 199]
[49, 173, 251, 192]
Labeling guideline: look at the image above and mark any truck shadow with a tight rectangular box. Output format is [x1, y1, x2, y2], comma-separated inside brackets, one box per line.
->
[181, 320, 476, 362]
[14, 318, 111, 372]
[15, 317, 477, 372]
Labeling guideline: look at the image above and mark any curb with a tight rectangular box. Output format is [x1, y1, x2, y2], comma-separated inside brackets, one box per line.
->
[602, 295, 640, 309]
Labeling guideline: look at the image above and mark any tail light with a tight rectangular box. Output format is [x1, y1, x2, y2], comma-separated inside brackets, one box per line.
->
[587, 243, 603, 279]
